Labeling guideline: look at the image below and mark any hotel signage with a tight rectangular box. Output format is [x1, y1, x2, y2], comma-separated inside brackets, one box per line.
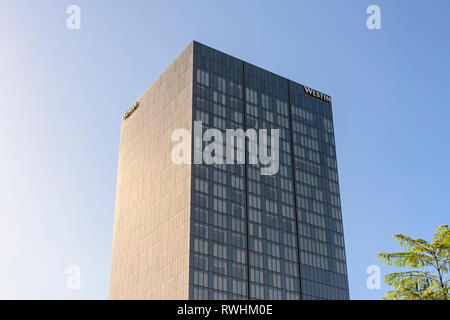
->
[303, 86, 331, 103]
[123, 101, 140, 120]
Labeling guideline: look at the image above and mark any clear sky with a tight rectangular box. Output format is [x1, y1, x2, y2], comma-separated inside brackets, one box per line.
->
[0, 0, 449, 299]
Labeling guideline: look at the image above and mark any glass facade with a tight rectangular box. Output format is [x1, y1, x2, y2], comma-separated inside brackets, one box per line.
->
[190, 45, 247, 299]
[110, 43, 193, 299]
[189, 41, 349, 300]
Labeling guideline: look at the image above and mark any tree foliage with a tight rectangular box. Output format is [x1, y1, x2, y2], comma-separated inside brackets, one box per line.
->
[377, 225, 449, 300]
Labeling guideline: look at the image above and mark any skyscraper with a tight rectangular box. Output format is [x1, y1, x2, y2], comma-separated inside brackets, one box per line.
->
[109, 41, 349, 300]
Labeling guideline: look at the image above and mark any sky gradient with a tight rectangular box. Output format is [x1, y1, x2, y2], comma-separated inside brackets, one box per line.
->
[1, 0, 449, 299]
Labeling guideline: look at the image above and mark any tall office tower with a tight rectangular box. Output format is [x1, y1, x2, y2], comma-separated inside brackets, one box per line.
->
[110, 41, 349, 300]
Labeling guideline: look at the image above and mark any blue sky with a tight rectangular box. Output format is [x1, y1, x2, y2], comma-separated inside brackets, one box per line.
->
[0, 0, 449, 299]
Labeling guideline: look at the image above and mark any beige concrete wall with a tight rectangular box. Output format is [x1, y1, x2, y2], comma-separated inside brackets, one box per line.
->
[109, 42, 193, 299]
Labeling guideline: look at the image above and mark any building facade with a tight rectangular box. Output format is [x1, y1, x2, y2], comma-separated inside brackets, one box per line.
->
[110, 41, 349, 300]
